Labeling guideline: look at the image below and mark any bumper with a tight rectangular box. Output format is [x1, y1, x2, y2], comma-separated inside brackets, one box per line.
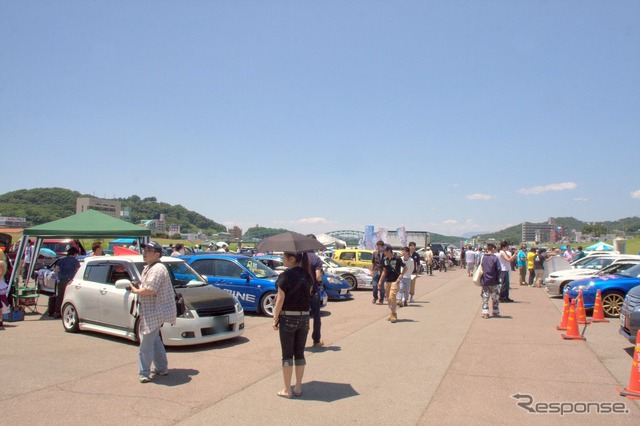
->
[356, 275, 373, 289]
[161, 311, 245, 347]
[545, 281, 561, 296]
[619, 309, 639, 344]
[325, 287, 353, 300]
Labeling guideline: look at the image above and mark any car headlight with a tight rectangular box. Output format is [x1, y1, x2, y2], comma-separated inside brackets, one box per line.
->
[235, 299, 243, 313]
[325, 276, 342, 284]
[574, 283, 594, 292]
[180, 309, 194, 319]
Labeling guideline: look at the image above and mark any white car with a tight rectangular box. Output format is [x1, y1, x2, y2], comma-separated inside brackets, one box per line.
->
[61, 255, 244, 346]
[319, 255, 372, 290]
[545, 256, 640, 296]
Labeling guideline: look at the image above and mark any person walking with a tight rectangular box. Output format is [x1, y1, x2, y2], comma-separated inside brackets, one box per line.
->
[398, 247, 414, 307]
[272, 252, 314, 398]
[424, 246, 434, 276]
[53, 247, 80, 318]
[480, 243, 501, 319]
[129, 242, 177, 383]
[408, 242, 421, 303]
[379, 245, 403, 323]
[533, 248, 547, 287]
[371, 240, 385, 304]
[465, 246, 476, 277]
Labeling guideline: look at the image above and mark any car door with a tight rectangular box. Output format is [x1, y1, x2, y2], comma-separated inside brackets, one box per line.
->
[98, 262, 136, 331]
[211, 259, 260, 311]
[357, 251, 373, 268]
[72, 262, 107, 323]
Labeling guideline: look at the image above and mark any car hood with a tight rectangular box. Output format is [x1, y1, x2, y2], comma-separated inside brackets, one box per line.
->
[178, 285, 236, 308]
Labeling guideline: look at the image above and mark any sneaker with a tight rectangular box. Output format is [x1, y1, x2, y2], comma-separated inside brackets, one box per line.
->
[403, 301, 408, 307]
[139, 375, 151, 383]
[409, 297, 414, 303]
[154, 369, 169, 376]
[482, 314, 490, 319]
[312, 340, 324, 347]
[372, 298, 377, 304]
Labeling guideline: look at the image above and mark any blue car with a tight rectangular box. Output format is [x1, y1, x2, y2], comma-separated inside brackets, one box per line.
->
[565, 263, 640, 318]
[182, 253, 327, 316]
[254, 255, 352, 301]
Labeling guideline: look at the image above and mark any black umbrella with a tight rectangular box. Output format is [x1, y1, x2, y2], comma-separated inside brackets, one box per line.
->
[255, 231, 326, 254]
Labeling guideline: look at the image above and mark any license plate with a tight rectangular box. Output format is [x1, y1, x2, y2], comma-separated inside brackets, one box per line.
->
[213, 316, 229, 332]
[620, 314, 626, 328]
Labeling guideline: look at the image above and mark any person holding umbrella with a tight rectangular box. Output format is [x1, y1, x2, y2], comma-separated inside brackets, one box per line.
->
[272, 251, 314, 398]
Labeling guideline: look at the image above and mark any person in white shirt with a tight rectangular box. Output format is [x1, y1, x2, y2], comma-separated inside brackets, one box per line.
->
[465, 246, 476, 277]
[397, 247, 414, 307]
[497, 241, 516, 303]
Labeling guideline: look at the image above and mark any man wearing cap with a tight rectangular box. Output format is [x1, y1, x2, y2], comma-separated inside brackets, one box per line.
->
[129, 241, 176, 383]
[379, 245, 404, 323]
[408, 242, 421, 303]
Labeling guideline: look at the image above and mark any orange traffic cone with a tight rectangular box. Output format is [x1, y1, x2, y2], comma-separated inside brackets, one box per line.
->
[576, 290, 590, 325]
[619, 330, 640, 399]
[561, 299, 585, 341]
[591, 289, 609, 323]
[557, 293, 570, 331]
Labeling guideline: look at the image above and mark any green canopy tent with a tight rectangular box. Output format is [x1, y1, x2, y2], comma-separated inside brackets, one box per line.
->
[8, 210, 150, 291]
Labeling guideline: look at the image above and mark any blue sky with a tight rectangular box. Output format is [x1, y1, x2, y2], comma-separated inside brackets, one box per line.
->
[1, 1, 639, 237]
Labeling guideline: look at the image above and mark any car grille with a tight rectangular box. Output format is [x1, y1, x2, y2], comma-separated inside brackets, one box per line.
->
[622, 292, 640, 313]
[195, 305, 236, 317]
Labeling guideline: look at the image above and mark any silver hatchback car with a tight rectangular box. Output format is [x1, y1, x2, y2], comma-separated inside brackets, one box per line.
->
[61, 256, 244, 346]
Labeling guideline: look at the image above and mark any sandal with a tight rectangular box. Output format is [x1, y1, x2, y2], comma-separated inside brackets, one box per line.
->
[482, 314, 490, 319]
[293, 389, 302, 397]
[277, 389, 292, 399]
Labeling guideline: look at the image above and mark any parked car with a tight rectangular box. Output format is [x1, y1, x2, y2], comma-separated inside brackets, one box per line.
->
[565, 263, 640, 317]
[545, 257, 640, 296]
[318, 255, 372, 290]
[182, 253, 280, 316]
[254, 254, 351, 300]
[619, 285, 640, 344]
[60, 255, 244, 346]
[332, 249, 373, 268]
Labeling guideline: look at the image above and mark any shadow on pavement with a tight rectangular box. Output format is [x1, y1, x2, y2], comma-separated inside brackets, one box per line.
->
[296, 380, 359, 402]
[306, 344, 341, 353]
[151, 368, 200, 387]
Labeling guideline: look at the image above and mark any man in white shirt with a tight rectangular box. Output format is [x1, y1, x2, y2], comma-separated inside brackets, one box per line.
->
[397, 247, 414, 307]
[465, 246, 476, 277]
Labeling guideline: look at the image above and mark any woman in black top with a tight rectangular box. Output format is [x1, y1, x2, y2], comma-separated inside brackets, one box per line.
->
[272, 252, 314, 398]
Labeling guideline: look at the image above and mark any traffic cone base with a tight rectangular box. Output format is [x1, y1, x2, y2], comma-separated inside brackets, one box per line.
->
[561, 299, 586, 341]
[591, 289, 610, 323]
[620, 331, 640, 400]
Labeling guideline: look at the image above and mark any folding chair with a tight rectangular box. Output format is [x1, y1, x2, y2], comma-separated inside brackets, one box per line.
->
[13, 285, 39, 314]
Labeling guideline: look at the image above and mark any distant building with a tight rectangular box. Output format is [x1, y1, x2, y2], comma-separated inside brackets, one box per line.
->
[140, 213, 166, 232]
[229, 226, 243, 239]
[522, 221, 554, 243]
[0, 216, 27, 228]
[76, 197, 121, 218]
[168, 224, 181, 235]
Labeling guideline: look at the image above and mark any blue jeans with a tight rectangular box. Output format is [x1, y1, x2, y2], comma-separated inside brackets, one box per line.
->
[372, 273, 385, 302]
[278, 315, 310, 366]
[310, 292, 322, 344]
[399, 277, 411, 302]
[138, 327, 167, 377]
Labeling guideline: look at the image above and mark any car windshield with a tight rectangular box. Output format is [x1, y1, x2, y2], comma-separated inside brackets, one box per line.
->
[323, 257, 345, 268]
[238, 258, 279, 278]
[618, 264, 640, 279]
[599, 262, 640, 276]
[134, 260, 207, 288]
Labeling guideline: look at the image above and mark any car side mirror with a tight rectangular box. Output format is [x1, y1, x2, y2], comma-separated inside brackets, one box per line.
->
[115, 279, 132, 290]
[240, 272, 250, 281]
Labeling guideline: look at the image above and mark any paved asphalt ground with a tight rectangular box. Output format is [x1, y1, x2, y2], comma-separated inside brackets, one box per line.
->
[2, 267, 640, 425]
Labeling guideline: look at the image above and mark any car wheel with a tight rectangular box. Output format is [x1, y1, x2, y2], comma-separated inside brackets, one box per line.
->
[62, 303, 80, 333]
[601, 291, 625, 317]
[343, 274, 357, 290]
[260, 291, 277, 317]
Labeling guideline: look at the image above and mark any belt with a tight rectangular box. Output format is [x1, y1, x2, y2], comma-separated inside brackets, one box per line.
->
[282, 310, 309, 316]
